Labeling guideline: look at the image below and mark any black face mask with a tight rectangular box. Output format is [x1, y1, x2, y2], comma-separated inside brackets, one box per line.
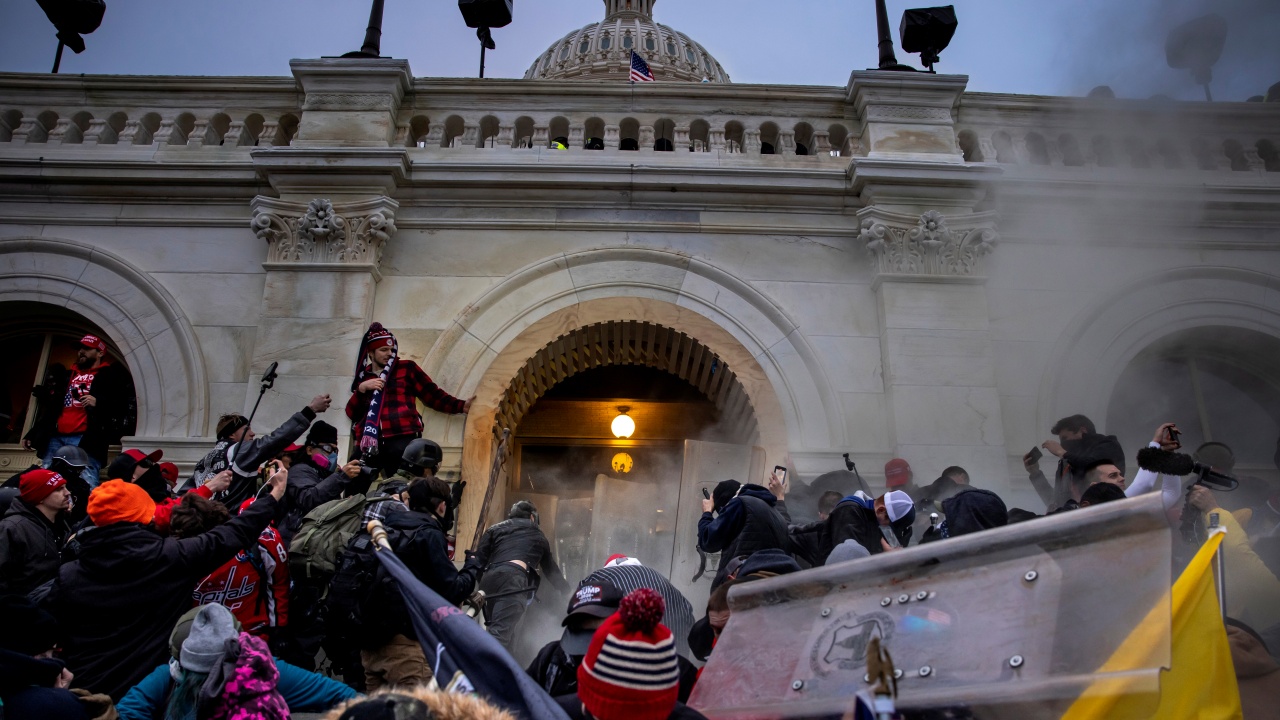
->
[439, 508, 454, 534]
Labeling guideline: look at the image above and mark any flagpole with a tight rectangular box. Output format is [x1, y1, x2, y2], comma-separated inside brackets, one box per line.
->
[1208, 512, 1227, 619]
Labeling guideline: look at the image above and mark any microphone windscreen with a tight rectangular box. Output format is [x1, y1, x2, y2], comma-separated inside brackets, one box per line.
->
[1137, 447, 1196, 476]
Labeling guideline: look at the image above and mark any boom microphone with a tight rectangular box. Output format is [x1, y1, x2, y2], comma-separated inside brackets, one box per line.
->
[1136, 447, 1238, 490]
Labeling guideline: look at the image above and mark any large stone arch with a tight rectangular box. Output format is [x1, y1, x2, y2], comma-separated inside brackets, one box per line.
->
[0, 236, 209, 437]
[420, 246, 841, 540]
[1040, 265, 1280, 432]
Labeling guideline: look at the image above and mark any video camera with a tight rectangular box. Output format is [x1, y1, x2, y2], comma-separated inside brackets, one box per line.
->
[1136, 447, 1238, 542]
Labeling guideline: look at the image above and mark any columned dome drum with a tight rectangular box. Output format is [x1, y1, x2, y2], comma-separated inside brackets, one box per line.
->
[524, 0, 731, 83]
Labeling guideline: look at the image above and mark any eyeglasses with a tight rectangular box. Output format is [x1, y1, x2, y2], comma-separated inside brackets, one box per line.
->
[314, 444, 337, 454]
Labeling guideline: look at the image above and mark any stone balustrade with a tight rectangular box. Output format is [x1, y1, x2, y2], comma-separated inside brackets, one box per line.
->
[1, 72, 1278, 173]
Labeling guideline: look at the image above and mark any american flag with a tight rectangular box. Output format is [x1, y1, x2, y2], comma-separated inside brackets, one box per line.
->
[629, 50, 655, 83]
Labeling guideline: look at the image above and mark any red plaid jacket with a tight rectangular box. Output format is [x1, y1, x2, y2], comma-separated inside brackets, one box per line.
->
[345, 359, 465, 441]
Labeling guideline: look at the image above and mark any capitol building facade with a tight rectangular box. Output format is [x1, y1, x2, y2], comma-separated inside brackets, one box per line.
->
[2, 0, 1278, 601]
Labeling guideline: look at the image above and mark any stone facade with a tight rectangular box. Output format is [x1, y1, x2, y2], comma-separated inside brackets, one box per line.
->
[2, 55, 1279, 535]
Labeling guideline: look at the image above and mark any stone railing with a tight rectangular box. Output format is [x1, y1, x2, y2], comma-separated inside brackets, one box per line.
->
[955, 93, 1280, 173]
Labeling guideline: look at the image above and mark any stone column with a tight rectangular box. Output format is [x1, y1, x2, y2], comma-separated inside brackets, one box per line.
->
[239, 58, 413, 452]
[860, 207, 1010, 491]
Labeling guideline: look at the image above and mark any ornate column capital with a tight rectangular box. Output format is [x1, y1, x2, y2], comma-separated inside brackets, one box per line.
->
[251, 196, 398, 279]
[859, 207, 998, 281]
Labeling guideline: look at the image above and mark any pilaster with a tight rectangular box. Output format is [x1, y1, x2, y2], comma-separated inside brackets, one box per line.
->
[847, 71, 968, 163]
[290, 58, 413, 148]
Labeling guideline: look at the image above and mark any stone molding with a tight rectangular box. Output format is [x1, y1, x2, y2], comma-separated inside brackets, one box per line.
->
[863, 105, 954, 125]
[250, 196, 398, 277]
[302, 92, 396, 112]
[859, 208, 998, 279]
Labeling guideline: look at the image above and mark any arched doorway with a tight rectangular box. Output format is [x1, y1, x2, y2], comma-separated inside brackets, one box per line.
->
[475, 319, 768, 662]
[0, 301, 137, 477]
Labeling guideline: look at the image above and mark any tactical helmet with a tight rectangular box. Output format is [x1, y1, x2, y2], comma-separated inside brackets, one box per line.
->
[401, 438, 443, 473]
[51, 444, 92, 470]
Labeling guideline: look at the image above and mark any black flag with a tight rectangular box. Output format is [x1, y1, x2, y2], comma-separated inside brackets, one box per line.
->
[372, 542, 569, 719]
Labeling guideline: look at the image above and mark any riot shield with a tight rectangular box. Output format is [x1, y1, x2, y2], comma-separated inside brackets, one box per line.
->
[690, 493, 1173, 719]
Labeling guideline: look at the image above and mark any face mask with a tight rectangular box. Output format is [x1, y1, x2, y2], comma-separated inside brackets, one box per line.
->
[326, 452, 339, 470]
[311, 452, 331, 471]
[439, 507, 455, 533]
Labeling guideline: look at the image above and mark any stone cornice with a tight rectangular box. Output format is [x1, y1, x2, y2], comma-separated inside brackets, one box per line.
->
[859, 207, 998, 280]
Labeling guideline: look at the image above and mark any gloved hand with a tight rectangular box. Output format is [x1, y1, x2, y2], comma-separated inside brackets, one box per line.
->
[449, 480, 467, 510]
[463, 549, 487, 571]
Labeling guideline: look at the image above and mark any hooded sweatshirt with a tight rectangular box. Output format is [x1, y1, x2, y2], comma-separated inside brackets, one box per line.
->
[697, 485, 793, 575]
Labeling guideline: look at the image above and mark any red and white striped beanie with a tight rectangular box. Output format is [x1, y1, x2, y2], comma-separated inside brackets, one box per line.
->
[577, 588, 679, 720]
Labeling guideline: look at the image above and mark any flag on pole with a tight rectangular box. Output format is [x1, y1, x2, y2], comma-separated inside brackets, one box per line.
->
[630, 50, 655, 83]
[373, 543, 569, 720]
[1061, 529, 1241, 719]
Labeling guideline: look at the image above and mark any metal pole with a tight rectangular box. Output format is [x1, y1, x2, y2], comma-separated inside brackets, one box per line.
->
[874, 0, 900, 69]
[359, 0, 385, 57]
[480, 42, 486, 78]
[52, 40, 65, 73]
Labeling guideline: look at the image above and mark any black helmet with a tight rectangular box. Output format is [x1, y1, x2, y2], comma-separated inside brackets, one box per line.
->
[51, 444, 92, 470]
[400, 438, 443, 474]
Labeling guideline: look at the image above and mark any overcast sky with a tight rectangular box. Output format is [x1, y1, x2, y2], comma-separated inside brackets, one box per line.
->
[1, 0, 1277, 101]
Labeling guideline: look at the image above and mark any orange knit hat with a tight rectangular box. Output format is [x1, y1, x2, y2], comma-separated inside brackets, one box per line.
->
[88, 479, 157, 526]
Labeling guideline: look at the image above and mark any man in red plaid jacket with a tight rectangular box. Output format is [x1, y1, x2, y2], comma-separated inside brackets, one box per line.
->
[345, 323, 472, 478]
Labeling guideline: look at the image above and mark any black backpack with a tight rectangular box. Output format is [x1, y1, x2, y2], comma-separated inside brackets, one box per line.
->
[326, 531, 402, 648]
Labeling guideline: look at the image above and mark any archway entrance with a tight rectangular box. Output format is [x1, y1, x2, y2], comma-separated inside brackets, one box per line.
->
[473, 320, 767, 660]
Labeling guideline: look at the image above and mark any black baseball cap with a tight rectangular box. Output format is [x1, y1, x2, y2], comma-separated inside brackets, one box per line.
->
[560, 580, 624, 656]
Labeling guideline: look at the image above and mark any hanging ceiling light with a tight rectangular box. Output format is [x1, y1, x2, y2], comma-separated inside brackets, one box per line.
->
[611, 406, 635, 439]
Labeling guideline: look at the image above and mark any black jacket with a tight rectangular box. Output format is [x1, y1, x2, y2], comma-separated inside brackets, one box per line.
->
[697, 486, 793, 575]
[820, 498, 913, 561]
[23, 362, 133, 462]
[475, 517, 564, 590]
[529, 641, 699, 703]
[380, 509, 481, 636]
[182, 407, 317, 509]
[0, 649, 87, 720]
[279, 462, 352, 545]
[45, 495, 279, 700]
[0, 499, 71, 596]
[555, 694, 707, 719]
[1031, 432, 1126, 511]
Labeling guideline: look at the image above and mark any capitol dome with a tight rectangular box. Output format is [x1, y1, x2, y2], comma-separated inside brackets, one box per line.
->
[524, 0, 731, 83]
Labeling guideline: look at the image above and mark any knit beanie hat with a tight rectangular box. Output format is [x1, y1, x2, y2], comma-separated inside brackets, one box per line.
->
[711, 479, 741, 513]
[170, 604, 243, 660]
[180, 604, 238, 673]
[351, 322, 398, 392]
[306, 420, 339, 446]
[826, 539, 872, 565]
[19, 468, 66, 504]
[87, 479, 157, 526]
[577, 588, 679, 720]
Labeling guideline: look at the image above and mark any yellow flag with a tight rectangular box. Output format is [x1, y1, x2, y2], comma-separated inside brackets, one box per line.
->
[1063, 531, 1241, 719]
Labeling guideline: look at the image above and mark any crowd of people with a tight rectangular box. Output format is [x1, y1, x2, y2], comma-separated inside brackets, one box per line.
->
[2, 326, 1279, 719]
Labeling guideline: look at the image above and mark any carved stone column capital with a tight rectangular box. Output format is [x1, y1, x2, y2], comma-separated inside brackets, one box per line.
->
[251, 196, 399, 279]
[859, 207, 998, 281]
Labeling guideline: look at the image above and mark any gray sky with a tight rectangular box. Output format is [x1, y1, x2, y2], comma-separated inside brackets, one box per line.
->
[1, 0, 1276, 101]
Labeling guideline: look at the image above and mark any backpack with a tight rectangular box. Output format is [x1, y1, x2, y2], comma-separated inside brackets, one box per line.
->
[289, 494, 382, 582]
[325, 532, 402, 648]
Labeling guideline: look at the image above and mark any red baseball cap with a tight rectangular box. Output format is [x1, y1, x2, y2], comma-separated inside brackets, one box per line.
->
[80, 335, 107, 352]
[20, 469, 67, 504]
[121, 448, 164, 466]
[884, 458, 912, 487]
[158, 461, 180, 487]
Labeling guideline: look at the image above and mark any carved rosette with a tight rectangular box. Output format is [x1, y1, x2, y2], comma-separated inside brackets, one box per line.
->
[860, 209, 997, 278]
[251, 196, 398, 272]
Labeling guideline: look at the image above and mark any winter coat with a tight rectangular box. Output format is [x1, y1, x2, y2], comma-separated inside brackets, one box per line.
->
[201, 632, 288, 720]
[820, 496, 913, 561]
[116, 655, 356, 720]
[934, 488, 1008, 540]
[580, 563, 696, 659]
[0, 648, 88, 720]
[345, 359, 465, 442]
[184, 408, 317, 509]
[379, 509, 482, 637]
[45, 495, 280, 701]
[23, 362, 133, 462]
[697, 486, 792, 574]
[278, 461, 351, 546]
[528, 641, 700, 705]
[475, 517, 563, 588]
[193, 524, 290, 637]
[0, 498, 71, 596]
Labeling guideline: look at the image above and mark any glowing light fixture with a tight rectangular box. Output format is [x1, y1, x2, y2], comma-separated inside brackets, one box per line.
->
[611, 406, 635, 439]
[612, 452, 634, 474]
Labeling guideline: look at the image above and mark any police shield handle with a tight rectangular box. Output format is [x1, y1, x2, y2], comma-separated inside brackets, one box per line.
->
[367, 520, 393, 551]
